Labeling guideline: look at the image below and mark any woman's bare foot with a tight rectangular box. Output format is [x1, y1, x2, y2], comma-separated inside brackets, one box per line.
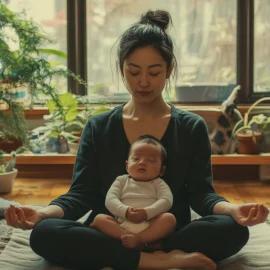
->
[139, 249, 216, 270]
[121, 234, 142, 248]
[163, 250, 216, 270]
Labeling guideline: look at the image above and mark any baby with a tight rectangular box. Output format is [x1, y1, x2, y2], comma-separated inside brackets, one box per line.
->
[90, 134, 176, 249]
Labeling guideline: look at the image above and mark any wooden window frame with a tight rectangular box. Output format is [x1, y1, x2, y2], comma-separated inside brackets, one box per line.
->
[67, 0, 270, 104]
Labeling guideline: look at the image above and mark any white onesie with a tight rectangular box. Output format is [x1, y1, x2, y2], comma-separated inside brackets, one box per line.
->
[105, 174, 173, 234]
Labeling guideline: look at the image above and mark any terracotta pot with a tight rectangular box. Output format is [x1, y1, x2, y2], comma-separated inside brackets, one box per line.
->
[0, 137, 23, 153]
[236, 131, 262, 154]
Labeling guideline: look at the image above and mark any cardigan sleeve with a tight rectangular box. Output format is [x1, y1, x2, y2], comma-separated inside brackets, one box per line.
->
[187, 117, 228, 216]
[49, 119, 104, 220]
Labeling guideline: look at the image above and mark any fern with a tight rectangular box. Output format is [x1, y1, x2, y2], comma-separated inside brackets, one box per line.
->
[0, 1, 87, 146]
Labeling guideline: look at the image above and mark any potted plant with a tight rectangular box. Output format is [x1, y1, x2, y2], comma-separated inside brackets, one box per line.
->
[31, 93, 110, 154]
[0, 150, 17, 193]
[0, 1, 86, 152]
[232, 97, 270, 154]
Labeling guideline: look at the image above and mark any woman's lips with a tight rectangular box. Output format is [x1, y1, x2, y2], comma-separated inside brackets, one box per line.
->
[137, 91, 152, 97]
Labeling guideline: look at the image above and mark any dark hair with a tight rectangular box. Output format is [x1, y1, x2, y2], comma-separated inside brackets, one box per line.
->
[117, 10, 178, 80]
[129, 134, 167, 165]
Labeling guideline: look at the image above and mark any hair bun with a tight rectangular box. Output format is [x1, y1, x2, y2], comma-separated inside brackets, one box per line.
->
[140, 10, 171, 31]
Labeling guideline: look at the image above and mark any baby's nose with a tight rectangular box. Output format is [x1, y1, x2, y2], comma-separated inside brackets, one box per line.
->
[139, 159, 147, 165]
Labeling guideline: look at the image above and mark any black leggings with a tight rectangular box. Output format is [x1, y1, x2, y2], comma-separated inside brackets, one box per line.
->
[30, 215, 249, 270]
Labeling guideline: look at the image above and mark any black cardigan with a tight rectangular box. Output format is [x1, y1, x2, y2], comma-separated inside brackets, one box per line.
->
[50, 104, 228, 228]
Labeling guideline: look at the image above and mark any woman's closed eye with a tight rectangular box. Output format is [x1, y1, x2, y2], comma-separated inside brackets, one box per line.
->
[129, 72, 160, 77]
[149, 73, 160, 77]
[129, 72, 139, 76]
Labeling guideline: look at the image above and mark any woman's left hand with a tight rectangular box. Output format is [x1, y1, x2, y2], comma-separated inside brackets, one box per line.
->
[230, 203, 269, 226]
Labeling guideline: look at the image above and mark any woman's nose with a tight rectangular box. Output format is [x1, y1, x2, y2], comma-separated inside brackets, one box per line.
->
[139, 73, 150, 87]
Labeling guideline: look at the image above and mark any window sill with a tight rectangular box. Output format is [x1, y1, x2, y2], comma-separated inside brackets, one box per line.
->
[4, 153, 270, 165]
[14, 104, 270, 119]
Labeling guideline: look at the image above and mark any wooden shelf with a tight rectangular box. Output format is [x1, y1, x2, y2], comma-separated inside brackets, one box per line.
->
[4, 153, 270, 165]
[4, 154, 76, 165]
[211, 154, 270, 165]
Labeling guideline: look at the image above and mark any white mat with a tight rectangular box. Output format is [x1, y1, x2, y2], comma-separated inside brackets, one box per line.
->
[0, 212, 270, 270]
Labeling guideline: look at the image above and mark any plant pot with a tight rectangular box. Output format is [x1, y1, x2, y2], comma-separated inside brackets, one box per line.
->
[0, 137, 23, 153]
[68, 142, 79, 154]
[0, 168, 18, 193]
[236, 131, 262, 154]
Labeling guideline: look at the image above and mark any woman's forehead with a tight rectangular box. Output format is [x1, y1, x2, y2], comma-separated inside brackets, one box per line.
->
[125, 47, 166, 67]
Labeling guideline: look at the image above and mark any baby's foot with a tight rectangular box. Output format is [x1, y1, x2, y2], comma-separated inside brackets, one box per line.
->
[121, 234, 142, 248]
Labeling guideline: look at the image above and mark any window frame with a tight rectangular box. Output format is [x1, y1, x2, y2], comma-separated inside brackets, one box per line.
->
[67, 0, 269, 104]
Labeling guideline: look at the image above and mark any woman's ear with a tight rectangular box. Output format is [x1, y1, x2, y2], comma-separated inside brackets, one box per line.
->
[160, 166, 166, 176]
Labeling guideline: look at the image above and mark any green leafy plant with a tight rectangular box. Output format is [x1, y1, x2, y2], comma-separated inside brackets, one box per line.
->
[32, 93, 111, 144]
[0, 1, 86, 147]
[232, 97, 270, 137]
[0, 150, 16, 173]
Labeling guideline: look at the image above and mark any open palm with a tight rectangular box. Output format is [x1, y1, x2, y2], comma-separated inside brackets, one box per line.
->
[5, 205, 44, 230]
[231, 203, 269, 226]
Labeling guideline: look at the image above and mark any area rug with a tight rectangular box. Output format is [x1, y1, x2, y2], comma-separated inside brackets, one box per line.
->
[0, 200, 270, 270]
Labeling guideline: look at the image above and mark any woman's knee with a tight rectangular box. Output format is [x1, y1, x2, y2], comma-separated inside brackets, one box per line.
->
[228, 217, 249, 247]
[30, 219, 57, 253]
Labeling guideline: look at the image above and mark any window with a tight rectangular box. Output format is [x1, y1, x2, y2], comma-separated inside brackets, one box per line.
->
[6, 0, 68, 96]
[254, 0, 270, 94]
[86, 0, 237, 103]
[4, 0, 269, 104]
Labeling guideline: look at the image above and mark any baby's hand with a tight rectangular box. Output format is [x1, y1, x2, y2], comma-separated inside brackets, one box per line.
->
[126, 207, 147, 223]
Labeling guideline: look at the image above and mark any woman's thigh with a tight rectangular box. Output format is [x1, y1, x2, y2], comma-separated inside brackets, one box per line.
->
[30, 218, 140, 270]
[162, 215, 249, 262]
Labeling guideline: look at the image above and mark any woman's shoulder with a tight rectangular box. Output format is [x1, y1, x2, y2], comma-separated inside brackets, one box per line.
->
[84, 105, 122, 132]
[171, 104, 206, 126]
[90, 105, 121, 123]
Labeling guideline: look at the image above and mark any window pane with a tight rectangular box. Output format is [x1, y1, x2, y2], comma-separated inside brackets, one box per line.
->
[254, 0, 270, 93]
[86, 0, 236, 102]
[6, 0, 67, 99]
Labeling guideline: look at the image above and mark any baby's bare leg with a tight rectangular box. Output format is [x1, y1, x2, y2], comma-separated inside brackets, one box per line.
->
[90, 214, 127, 239]
[122, 213, 176, 249]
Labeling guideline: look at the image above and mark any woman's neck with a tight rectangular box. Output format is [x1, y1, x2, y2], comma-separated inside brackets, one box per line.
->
[123, 98, 171, 120]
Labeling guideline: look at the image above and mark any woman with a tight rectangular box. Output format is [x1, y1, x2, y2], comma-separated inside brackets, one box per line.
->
[5, 10, 269, 270]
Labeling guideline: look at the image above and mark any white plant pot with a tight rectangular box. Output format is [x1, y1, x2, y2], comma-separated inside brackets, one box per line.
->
[68, 142, 79, 154]
[0, 169, 18, 193]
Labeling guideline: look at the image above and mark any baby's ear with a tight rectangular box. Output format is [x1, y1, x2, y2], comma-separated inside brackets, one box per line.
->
[160, 166, 166, 176]
[126, 160, 129, 172]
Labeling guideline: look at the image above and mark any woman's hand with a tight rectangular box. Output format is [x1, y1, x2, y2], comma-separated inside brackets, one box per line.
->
[5, 205, 45, 230]
[230, 203, 269, 226]
[126, 207, 147, 223]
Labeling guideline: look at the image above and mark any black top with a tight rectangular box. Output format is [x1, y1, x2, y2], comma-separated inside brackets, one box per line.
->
[50, 104, 228, 228]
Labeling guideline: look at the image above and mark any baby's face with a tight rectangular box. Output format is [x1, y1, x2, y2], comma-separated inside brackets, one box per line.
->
[126, 142, 163, 181]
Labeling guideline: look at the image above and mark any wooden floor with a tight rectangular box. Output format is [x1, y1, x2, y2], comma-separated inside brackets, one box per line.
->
[1, 178, 270, 208]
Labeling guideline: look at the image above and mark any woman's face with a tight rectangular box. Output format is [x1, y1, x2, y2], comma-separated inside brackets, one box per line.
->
[122, 46, 170, 103]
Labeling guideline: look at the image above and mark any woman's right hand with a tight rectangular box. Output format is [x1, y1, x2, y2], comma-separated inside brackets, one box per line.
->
[5, 204, 45, 230]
